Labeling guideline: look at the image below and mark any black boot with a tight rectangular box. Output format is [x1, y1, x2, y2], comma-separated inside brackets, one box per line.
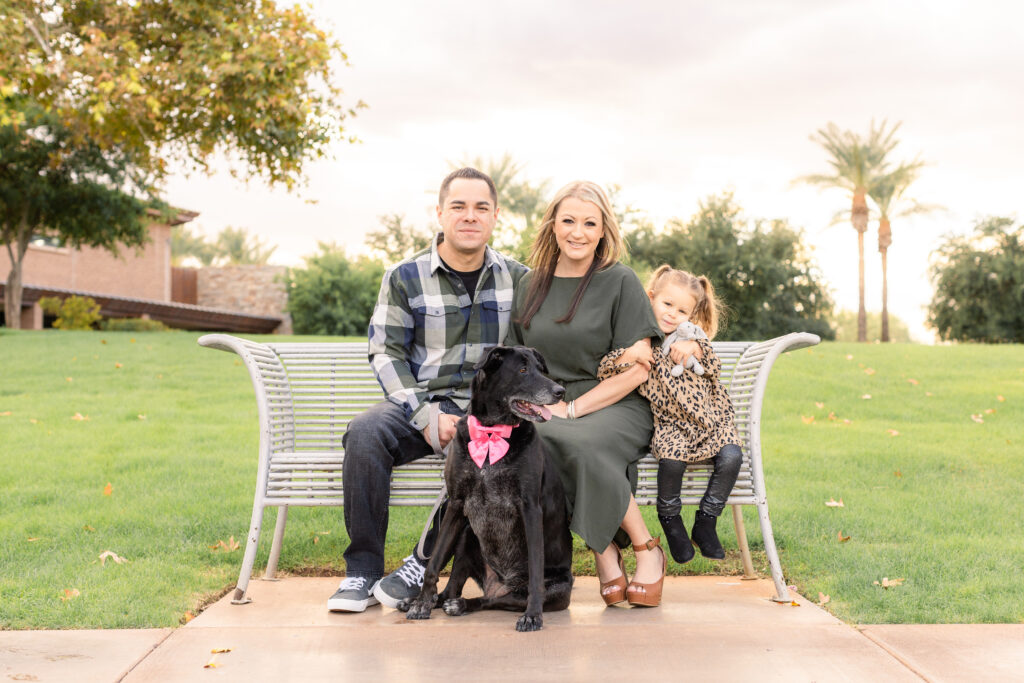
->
[691, 510, 725, 560]
[658, 515, 695, 564]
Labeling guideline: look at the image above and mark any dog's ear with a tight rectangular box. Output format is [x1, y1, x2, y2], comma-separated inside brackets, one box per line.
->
[527, 347, 549, 374]
[474, 345, 511, 372]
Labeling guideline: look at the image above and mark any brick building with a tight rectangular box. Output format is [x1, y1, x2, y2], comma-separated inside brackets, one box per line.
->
[0, 209, 288, 333]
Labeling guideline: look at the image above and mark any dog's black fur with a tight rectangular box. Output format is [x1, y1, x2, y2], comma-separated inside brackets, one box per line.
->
[399, 345, 574, 632]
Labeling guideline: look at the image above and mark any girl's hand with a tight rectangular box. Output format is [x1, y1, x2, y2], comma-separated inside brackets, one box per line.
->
[669, 340, 702, 367]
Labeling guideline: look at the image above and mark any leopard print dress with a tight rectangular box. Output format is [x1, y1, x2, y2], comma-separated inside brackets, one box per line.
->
[598, 339, 740, 463]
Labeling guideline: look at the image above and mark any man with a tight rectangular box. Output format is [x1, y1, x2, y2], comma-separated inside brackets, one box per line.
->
[328, 167, 528, 612]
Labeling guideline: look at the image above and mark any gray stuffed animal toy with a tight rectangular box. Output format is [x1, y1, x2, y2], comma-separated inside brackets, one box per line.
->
[661, 320, 707, 376]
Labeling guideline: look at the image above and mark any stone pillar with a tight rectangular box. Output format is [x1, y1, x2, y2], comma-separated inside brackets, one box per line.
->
[20, 302, 43, 330]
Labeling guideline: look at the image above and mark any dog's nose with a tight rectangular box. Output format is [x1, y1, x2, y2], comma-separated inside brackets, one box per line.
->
[552, 385, 565, 401]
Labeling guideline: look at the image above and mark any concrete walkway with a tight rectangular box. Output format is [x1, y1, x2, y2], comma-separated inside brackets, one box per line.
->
[3, 577, 1022, 682]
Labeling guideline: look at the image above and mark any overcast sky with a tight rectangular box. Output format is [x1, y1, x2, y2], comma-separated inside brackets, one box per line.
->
[162, 0, 1024, 342]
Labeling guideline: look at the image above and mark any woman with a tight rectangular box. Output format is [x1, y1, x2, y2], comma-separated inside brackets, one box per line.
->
[506, 180, 667, 607]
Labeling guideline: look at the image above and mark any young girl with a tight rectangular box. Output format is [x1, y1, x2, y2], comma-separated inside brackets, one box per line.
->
[599, 265, 742, 564]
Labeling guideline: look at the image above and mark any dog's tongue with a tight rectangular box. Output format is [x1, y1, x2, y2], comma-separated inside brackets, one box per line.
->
[539, 405, 552, 421]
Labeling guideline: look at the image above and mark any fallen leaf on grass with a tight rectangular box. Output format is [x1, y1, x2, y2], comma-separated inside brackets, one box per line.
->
[137, 414, 147, 420]
[65, 377, 73, 382]
[60, 588, 80, 601]
[99, 550, 128, 566]
[29, 418, 39, 424]
[846, 354, 853, 360]
[818, 592, 831, 606]
[825, 498, 844, 507]
[801, 415, 815, 424]
[984, 408, 995, 415]
[130, 338, 136, 343]
[827, 411, 837, 421]
[970, 414, 984, 424]
[907, 378, 919, 385]
[115, 362, 123, 369]
[925, 391, 933, 397]
[101, 339, 107, 344]
[887, 429, 900, 437]
[997, 395, 1005, 402]
[843, 419, 851, 424]
[874, 577, 905, 589]
[861, 394, 871, 400]
[182, 611, 195, 623]
[0, 410, 11, 416]
[83, 525, 96, 532]
[71, 412, 89, 421]
[27, 537, 40, 542]
[209, 536, 240, 552]
[894, 470, 902, 478]
[838, 531, 851, 542]
[864, 368, 876, 376]
[815, 402, 824, 409]
[103, 483, 113, 496]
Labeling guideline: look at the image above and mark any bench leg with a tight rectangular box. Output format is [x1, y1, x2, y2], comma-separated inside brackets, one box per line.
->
[755, 500, 791, 602]
[731, 505, 757, 580]
[264, 505, 288, 580]
[232, 501, 266, 605]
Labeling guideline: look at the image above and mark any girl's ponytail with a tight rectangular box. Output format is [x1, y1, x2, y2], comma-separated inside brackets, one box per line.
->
[694, 275, 721, 339]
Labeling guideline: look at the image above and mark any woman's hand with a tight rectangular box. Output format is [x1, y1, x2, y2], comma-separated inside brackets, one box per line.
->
[549, 400, 569, 419]
[668, 340, 702, 368]
[625, 338, 653, 370]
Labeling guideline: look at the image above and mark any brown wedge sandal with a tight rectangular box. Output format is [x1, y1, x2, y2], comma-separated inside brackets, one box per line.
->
[598, 547, 628, 606]
[626, 537, 666, 607]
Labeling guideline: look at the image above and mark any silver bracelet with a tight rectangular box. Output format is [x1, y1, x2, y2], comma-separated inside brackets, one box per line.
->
[566, 400, 576, 420]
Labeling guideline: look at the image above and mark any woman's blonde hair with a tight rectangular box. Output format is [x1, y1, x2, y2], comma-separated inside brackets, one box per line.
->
[646, 264, 724, 339]
[518, 181, 625, 327]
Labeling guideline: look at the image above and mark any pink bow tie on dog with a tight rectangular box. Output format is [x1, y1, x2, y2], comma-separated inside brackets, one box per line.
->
[466, 416, 514, 468]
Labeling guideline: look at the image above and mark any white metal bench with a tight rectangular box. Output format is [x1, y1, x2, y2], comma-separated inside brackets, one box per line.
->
[199, 332, 820, 605]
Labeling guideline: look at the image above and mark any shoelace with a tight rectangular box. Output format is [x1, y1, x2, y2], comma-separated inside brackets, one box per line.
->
[337, 576, 368, 591]
[393, 555, 425, 588]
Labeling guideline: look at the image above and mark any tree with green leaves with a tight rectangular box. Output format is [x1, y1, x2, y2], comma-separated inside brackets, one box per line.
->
[214, 226, 276, 265]
[927, 217, 1024, 343]
[364, 213, 433, 263]
[2, 105, 149, 327]
[286, 243, 384, 336]
[628, 192, 835, 341]
[2, 0, 360, 326]
[171, 226, 219, 267]
[867, 160, 940, 341]
[798, 120, 900, 342]
[1, 0, 360, 189]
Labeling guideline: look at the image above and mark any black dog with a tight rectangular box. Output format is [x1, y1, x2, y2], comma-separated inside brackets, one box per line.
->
[399, 345, 574, 632]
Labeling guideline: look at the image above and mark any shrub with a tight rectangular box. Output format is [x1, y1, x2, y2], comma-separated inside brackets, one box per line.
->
[99, 318, 169, 332]
[38, 295, 102, 330]
[286, 244, 385, 336]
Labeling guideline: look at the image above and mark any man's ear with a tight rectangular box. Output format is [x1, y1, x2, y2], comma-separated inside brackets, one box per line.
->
[527, 347, 549, 374]
[474, 345, 510, 372]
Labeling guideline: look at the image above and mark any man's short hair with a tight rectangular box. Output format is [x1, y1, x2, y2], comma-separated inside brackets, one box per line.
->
[438, 167, 498, 207]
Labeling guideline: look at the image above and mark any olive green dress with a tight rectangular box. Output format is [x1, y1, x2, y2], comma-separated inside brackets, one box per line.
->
[507, 263, 662, 552]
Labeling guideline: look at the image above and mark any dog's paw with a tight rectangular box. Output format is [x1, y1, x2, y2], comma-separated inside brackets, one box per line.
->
[396, 599, 411, 613]
[442, 597, 467, 616]
[404, 599, 433, 620]
[515, 613, 543, 632]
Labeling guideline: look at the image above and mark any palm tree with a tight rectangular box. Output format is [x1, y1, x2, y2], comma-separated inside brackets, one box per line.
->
[798, 120, 901, 342]
[868, 161, 940, 341]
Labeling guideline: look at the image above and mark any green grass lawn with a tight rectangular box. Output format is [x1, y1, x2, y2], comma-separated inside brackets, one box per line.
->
[1, 329, 1022, 628]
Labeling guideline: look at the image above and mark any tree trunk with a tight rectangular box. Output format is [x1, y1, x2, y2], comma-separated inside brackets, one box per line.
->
[878, 217, 892, 343]
[852, 189, 868, 343]
[3, 217, 32, 330]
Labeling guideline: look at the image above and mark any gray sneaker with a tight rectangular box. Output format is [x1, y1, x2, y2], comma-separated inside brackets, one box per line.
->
[327, 576, 380, 612]
[372, 554, 426, 608]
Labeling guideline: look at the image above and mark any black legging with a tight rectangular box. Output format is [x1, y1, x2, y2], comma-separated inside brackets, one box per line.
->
[656, 443, 743, 518]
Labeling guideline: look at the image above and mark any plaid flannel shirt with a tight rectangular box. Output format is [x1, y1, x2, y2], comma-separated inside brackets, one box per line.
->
[368, 234, 528, 430]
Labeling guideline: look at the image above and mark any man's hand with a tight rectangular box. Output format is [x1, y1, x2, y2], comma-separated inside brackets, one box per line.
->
[423, 412, 460, 449]
[668, 340, 703, 368]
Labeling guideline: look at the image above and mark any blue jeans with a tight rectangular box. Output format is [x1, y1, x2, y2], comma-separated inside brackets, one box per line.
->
[341, 399, 458, 580]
